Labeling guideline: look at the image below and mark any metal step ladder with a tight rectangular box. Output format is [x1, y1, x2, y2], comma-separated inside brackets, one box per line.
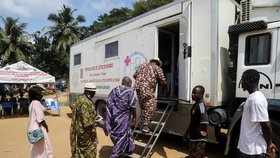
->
[128, 99, 177, 158]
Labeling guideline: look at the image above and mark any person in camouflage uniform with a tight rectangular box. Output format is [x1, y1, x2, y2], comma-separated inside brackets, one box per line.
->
[133, 57, 168, 133]
[70, 83, 98, 158]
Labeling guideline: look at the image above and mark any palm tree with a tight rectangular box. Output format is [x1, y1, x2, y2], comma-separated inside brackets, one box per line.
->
[0, 17, 32, 65]
[45, 4, 85, 52]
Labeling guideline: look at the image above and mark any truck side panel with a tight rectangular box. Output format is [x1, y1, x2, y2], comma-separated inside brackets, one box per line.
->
[70, 27, 158, 96]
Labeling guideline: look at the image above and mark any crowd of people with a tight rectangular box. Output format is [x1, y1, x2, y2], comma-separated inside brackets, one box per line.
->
[68, 58, 277, 158]
[0, 92, 29, 115]
[69, 58, 170, 158]
[2, 58, 277, 158]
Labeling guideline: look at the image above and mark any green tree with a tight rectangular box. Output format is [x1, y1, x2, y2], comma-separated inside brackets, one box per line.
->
[45, 4, 85, 78]
[50, 50, 69, 78]
[133, 0, 173, 17]
[0, 17, 32, 65]
[88, 1, 173, 35]
[30, 31, 69, 79]
[29, 31, 51, 72]
[45, 4, 86, 51]
[88, 7, 133, 35]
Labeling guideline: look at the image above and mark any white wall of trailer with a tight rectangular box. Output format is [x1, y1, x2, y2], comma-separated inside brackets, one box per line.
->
[70, 0, 184, 96]
[189, 0, 235, 106]
[217, 0, 236, 104]
[190, 0, 212, 104]
[70, 27, 158, 95]
[70, 0, 235, 104]
[69, 0, 236, 136]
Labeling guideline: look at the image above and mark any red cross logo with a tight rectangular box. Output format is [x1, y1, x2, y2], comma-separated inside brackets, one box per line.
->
[124, 56, 131, 66]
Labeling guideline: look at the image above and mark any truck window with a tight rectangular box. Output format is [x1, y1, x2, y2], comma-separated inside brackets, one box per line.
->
[245, 33, 271, 65]
[105, 41, 118, 58]
[74, 53, 81, 66]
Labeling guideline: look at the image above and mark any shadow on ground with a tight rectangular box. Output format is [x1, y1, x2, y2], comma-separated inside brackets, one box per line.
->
[99, 145, 113, 158]
[135, 133, 225, 158]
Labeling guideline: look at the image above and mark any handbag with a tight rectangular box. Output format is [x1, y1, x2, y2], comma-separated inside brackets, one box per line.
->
[27, 102, 44, 144]
[27, 128, 44, 144]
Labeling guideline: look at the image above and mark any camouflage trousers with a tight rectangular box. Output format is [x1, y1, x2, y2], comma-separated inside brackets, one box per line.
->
[71, 138, 97, 158]
[136, 89, 157, 125]
[71, 147, 97, 158]
[188, 141, 206, 158]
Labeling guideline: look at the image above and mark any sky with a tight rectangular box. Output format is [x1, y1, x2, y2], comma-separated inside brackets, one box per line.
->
[0, 0, 137, 34]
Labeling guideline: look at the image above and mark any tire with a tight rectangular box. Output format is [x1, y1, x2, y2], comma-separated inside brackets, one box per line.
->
[271, 119, 280, 158]
[96, 101, 106, 127]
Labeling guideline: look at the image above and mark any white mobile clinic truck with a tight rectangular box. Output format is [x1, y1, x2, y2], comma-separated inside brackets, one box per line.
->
[70, 0, 280, 156]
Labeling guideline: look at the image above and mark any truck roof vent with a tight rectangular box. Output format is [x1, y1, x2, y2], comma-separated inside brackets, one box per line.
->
[228, 20, 267, 35]
[241, 0, 250, 23]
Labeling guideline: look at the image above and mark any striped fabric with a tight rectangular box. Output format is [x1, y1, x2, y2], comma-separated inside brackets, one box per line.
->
[103, 85, 136, 158]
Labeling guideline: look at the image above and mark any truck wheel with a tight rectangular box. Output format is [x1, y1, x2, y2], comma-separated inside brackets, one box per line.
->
[271, 119, 280, 158]
[96, 101, 106, 127]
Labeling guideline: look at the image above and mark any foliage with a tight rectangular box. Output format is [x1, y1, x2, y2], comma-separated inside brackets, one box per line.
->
[133, 0, 173, 17]
[45, 4, 85, 51]
[88, 7, 133, 36]
[50, 50, 69, 78]
[0, 17, 33, 65]
[44, 5, 85, 78]
[88, 0, 173, 35]
[29, 31, 69, 79]
[29, 31, 53, 75]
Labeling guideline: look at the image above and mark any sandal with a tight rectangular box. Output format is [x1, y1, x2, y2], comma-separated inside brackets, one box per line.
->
[141, 127, 151, 133]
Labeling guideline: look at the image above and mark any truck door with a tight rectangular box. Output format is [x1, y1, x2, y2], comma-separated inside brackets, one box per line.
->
[236, 29, 278, 99]
[158, 28, 179, 99]
[178, 3, 192, 101]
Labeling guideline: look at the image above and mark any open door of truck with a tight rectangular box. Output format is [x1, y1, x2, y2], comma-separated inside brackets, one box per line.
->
[178, 2, 192, 102]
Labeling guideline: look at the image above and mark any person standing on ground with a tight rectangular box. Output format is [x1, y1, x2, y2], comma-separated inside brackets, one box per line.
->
[186, 85, 208, 158]
[28, 86, 53, 158]
[18, 93, 29, 114]
[70, 83, 98, 158]
[133, 57, 168, 133]
[238, 69, 277, 158]
[9, 94, 18, 113]
[103, 76, 137, 158]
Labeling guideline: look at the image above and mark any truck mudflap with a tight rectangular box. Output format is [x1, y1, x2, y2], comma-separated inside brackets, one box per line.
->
[224, 102, 244, 156]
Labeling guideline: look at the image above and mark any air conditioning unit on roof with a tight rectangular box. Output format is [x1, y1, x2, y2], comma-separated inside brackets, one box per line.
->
[240, 0, 280, 23]
[241, 0, 251, 23]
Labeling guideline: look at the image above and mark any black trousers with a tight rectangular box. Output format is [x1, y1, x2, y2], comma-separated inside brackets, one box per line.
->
[239, 150, 267, 158]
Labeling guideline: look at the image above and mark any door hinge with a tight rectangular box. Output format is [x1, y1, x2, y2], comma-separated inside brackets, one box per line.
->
[183, 43, 192, 59]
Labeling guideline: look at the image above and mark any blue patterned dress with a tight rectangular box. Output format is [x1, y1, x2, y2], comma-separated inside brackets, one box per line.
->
[103, 85, 136, 158]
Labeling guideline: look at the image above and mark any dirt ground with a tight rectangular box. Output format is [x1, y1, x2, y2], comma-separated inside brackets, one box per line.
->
[0, 92, 223, 158]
